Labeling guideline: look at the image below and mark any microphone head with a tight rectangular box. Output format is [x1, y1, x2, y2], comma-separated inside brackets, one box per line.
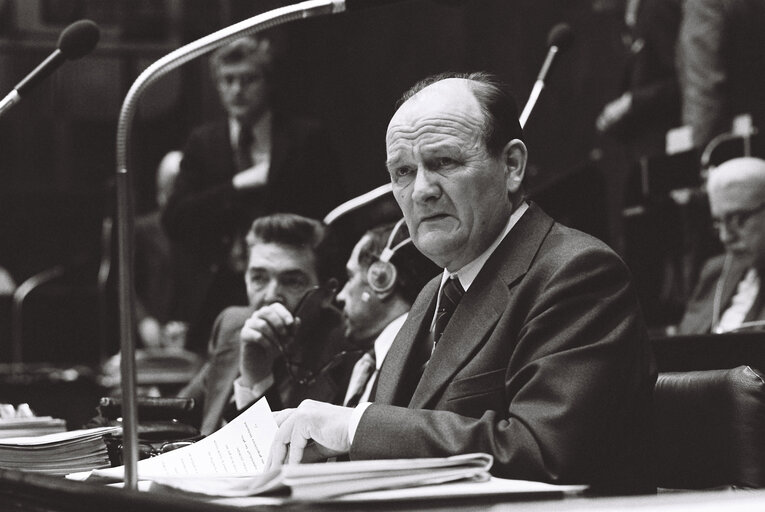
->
[547, 23, 574, 50]
[58, 20, 100, 60]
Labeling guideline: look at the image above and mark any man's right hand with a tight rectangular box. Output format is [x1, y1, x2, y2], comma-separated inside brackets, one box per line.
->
[232, 161, 269, 189]
[239, 303, 296, 388]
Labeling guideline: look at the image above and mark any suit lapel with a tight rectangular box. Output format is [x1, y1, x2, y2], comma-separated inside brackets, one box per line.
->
[268, 115, 289, 186]
[215, 122, 237, 179]
[409, 203, 555, 409]
[374, 278, 439, 405]
[409, 279, 507, 408]
[201, 341, 240, 434]
[200, 311, 248, 434]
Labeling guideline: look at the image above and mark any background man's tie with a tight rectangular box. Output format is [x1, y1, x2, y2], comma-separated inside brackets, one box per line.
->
[343, 349, 377, 407]
[235, 124, 254, 171]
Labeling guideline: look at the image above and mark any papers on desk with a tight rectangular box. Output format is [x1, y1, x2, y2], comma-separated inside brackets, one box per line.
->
[208, 477, 588, 506]
[0, 426, 120, 475]
[0, 416, 66, 439]
[147, 453, 494, 500]
[75, 397, 509, 501]
[83, 396, 278, 483]
[0, 403, 66, 439]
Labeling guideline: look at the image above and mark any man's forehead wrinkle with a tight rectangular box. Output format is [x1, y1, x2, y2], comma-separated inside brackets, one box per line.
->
[387, 113, 484, 149]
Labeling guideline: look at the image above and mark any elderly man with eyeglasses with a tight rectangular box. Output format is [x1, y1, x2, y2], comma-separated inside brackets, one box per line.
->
[679, 157, 765, 334]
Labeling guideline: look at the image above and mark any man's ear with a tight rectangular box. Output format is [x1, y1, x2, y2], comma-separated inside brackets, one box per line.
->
[374, 285, 397, 302]
[502, 139, 527, 194]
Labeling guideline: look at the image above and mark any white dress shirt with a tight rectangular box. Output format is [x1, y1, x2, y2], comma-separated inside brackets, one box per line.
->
[715, 267, 760, 333]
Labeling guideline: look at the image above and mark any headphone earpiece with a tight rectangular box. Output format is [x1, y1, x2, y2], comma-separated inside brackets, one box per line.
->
[367, 260, 398, 294]
[365, 218, 410, 295]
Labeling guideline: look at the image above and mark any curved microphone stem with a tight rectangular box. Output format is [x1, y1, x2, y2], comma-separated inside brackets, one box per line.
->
[114, 0, 345, 490]
[519, 46, 558, 128]
[0, 91, 20, 119]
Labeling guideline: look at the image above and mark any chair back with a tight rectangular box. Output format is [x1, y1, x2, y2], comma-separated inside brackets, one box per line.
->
[654, 365, 765, 488]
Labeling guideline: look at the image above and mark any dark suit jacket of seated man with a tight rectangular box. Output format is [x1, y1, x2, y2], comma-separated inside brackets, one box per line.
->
[268, 72, 657, 495]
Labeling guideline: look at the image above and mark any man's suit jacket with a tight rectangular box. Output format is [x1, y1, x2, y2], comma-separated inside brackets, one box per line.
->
[180, 305, 356, 436]
[351, 203, 656, 494]
[678, 254, 765, 334]
[163, 114, 346, 265]
[612, 0, 682, 160]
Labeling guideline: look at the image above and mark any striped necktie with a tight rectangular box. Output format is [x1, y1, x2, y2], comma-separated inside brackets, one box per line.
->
[343, 349, 377, 407]
[433, 276, 465, 346]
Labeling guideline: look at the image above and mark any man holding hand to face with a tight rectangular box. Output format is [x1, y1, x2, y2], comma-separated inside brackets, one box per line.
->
[268, 72, 656, 495]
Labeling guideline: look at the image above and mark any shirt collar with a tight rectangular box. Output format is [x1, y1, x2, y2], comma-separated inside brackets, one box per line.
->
[441, 201, 529, 291]
[372, 313, 407, 370]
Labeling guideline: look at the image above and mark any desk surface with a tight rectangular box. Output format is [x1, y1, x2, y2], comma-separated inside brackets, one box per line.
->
[1, 469, 764, 512]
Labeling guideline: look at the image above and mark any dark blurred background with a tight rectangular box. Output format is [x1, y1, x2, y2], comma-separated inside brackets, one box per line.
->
[0, 0, 680, 365]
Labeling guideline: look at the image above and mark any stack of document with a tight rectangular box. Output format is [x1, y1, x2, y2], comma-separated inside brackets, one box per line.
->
[0, 416, 67, 439]
[0, 426, 121, 475]
[72, 398, 586, 502]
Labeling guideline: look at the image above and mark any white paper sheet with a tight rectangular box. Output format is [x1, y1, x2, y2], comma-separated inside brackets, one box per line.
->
[91, 397, 277, 480]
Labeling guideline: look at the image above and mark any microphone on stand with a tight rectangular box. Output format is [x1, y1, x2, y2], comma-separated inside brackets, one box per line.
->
[0, 20, 100, 119]
[519, 22, 573, 128]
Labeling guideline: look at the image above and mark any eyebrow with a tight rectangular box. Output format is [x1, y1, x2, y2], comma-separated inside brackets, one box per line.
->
[278, 269, 310, 278]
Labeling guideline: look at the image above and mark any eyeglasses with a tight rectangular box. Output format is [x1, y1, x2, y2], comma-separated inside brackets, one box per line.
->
[272, 281, 364, 387]
[104, 434, 204, 465]
[712, 201, 765, 232]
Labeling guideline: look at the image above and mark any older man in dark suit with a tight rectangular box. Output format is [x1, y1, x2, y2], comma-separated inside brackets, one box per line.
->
[679, 157, 765, 334]
[268, 72, 656, 495]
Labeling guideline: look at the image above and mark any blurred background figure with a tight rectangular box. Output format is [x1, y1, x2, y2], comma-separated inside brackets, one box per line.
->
[161, 33, 346, 354]
[596, 0, 682, 162]
[595, 0, 685, 327]
[0, 266, 15, 296]
[134, 149, 184, 349]
[678, 157, 765, 334]
[677, 0, 765, 154]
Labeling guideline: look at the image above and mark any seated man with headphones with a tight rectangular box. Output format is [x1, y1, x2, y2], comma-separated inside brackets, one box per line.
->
[187, 217, 438, 434]
[679, 157, 765, 334]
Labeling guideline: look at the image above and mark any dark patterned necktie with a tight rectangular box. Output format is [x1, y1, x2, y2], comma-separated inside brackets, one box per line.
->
[235, 124, 254, 171]
[433, 276, 465, 346]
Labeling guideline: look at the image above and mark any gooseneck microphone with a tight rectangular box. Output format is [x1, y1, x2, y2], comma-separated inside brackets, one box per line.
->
[519, 22, 574, 128]
[0, 19, 100, 119]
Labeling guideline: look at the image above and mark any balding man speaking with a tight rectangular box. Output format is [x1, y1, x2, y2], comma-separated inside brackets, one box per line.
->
[268, 72, 656, 494]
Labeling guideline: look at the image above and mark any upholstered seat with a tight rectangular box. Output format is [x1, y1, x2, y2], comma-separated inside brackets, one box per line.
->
[654, 366, 765, 489]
